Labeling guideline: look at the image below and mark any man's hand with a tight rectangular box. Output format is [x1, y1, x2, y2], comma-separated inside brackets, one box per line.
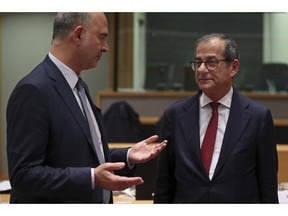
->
[94, 162, 144, 191]
[128, 135, 167, 165]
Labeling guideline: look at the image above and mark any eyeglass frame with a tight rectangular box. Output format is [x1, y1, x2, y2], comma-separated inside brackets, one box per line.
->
[190, 59, 231, 72]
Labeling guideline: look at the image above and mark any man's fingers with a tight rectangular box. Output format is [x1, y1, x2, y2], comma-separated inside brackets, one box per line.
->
[144, 135, 159, 144]
[159, 140, 168, 146]
[112, 176, 144, 191]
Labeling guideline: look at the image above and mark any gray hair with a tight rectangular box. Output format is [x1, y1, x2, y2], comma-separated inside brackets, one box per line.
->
[52, 13, 92, 41]
[194, 33, 240, 61]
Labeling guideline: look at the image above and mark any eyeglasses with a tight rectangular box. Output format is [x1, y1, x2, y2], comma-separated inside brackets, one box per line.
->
[190, 59, 229, 71]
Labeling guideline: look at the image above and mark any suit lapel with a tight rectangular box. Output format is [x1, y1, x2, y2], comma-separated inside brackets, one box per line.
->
[179, 101, 200, 160]
[43, 57, 97, 156]
[83, 82, 111, 162]
[179, 92, 209, 180]
[213, 91, 251, 179]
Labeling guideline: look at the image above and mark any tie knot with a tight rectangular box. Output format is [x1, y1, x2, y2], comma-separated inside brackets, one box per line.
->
[210, 102, 219, 112]
[76, 77, 84, 91]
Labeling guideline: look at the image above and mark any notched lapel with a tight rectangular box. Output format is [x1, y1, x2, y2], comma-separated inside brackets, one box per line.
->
[179, 97, 207, 177]
[54, 78, 91, 136]
[45, 58, 96, 154]
[84, 85, 111, 162]
[213, 93, 251, 179]
[179, 105, 200, 158]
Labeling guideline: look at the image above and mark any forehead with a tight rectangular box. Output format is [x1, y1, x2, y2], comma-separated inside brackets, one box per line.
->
[195, 38, 225, 58]
[91, 13, 108, 34]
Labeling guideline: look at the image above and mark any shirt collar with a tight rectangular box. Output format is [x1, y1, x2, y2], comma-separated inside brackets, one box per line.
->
[48, 52, 79, 90]
[200, 87, 233, 109]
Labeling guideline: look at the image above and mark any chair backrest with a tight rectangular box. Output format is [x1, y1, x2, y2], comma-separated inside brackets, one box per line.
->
[103, 101, 142, 143]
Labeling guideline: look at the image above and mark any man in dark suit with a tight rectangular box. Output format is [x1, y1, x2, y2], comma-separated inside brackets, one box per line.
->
[6, 12, 167, 203]
[154, 33, 278, 203]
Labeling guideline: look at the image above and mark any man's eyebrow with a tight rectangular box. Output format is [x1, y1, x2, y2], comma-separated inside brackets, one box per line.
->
[195, 56, 217, 60]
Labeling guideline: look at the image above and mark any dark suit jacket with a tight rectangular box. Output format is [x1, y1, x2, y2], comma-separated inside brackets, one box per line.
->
[154, 90, 279, 203]
[6, 56, 134, 203]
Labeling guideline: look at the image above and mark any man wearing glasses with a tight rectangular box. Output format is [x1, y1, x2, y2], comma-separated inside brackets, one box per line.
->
[154, 33, 278, 203]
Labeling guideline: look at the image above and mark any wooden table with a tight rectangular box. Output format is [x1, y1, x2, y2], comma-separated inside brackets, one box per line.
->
[0, 194, 10, 203]
[0, 194, 152, 204]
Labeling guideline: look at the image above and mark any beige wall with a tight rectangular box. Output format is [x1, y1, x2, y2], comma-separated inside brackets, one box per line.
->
[0, 13, 110, 175]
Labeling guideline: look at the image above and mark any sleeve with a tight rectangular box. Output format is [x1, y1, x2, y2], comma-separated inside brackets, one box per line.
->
[6, 83, 92, 199]
[154, 110, 176, 203]
[109, 148, 136, 177]
[257, 109, 279, 203]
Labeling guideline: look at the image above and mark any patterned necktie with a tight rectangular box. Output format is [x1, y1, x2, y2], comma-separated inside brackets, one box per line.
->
[76, 77, 110, 203]
[201, 102, 219, 174]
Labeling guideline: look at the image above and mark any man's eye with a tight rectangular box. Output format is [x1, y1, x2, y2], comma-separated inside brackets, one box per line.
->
[207, 60, 217, 66]
[208, 60, 217, 64]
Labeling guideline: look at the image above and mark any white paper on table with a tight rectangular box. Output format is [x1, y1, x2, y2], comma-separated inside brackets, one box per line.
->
[0, 180, 11, 192]
[278, 191, 288, 204]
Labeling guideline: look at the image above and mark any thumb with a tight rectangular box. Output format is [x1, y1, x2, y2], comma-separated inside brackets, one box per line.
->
[105, 162, 126, 172]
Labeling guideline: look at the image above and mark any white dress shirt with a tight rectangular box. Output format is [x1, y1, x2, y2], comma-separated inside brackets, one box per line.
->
[199, 87, 233, 179]
[48, 52, 106, 189]
[48, 53, 133, 189]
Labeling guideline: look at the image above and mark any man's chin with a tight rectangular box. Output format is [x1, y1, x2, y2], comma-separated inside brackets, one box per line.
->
[87, 62, 99, 70]
[198, 81, 213, 89]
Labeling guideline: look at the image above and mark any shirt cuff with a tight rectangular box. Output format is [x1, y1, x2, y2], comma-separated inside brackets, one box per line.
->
[91, 168, 95, 189]
[127, 148, 135, 169]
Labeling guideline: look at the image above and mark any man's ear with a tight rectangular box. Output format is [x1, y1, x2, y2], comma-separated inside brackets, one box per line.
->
[72, 26, 84, 45]
[231, 59, 240, 78]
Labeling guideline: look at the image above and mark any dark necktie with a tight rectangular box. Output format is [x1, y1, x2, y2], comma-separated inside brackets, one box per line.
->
[201, 102, 219, 174]
[76, 77, 110, 203]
